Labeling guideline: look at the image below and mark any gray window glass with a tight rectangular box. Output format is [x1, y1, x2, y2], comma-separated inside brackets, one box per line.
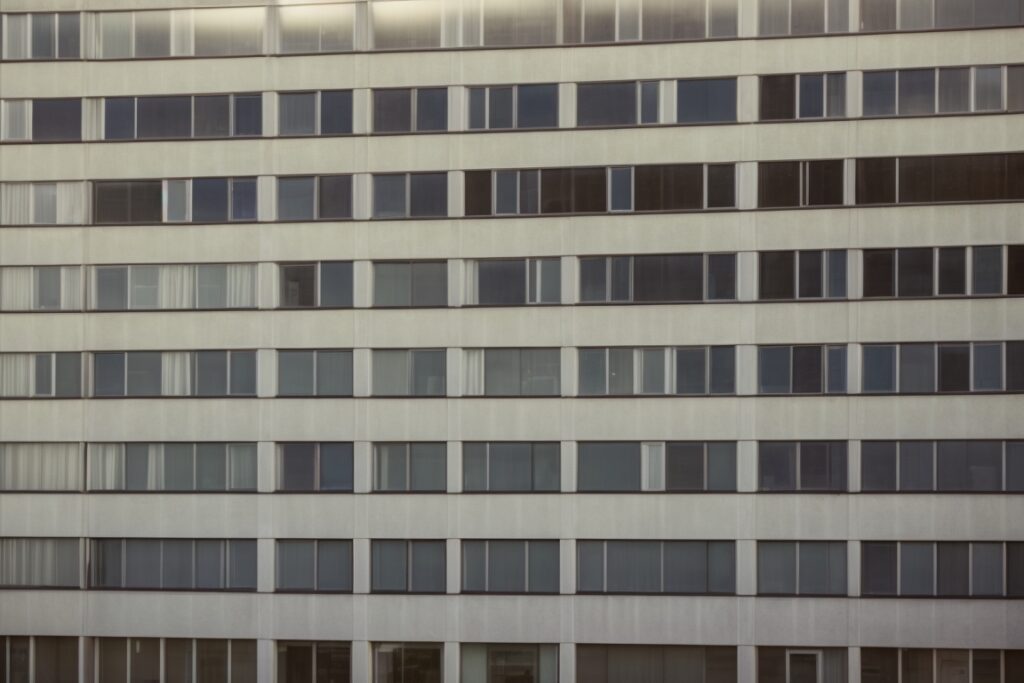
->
[31, 98, 81, 141]
[373, 89, 412, 132]
[640, 81, 659, 123]
[609, 168, 632, 211]
[827, 345, 847, 393]
[577, 82, 637, 126]
[664, 541, 708, 593]
[666, 443, 704, 492]
[900, 542, 934, 596]
[901, 344, 933, 393]
[34, 267, 62, 310]
[710, 346, 736, 394]
[163, 444, 194, 490]
[862, 542, 898, 596]
[278, 177, 316, 221]
[279, 93, 316, 136]
[192, 178, 229, 222]
[125, 539, 161, 588]
[194, 95, 230, 137]
[416, 88, 448, 131]
[678, 78, 737, 123]
[577, 541, 605, 592]
[97, 267, 128, 310]
[972, 246, 1003, 294]
[900, 441, 934, 491]
[194, 351, 228, 396]
[759, 347, 791, 394]
[606, 541, 660, 592]
[228, 540, 257, 589]
[196, 444, 227, 491]
[278, 351, 314, 396]
[317, 351, 353, 396]
[898, 69, 936, 115]
[34, 354, 52, 396]
[318, 541, 353, 592]
[53, 353, 80, 397]
[707, 442, 737, 492]
[708, 541, 737, 594]
[321, 91, 353, 135]
[863, 71, 897, 116]
[974, 66, 1003, 111]
[487, 443, 532, 491]
[462, 541, 486, 592]
[826, 72, 847, 116]
[94, 353, 125, 396]
[861, 441, 898, 491]
[676, 348, 707, 395]
[410, 541, 446, 593]
[862, 345, 896, 392]
[973, 343, 1003, 391]
[375, 443, 408, 492]
[578, 349, 607, 396]
[279, 443, 316, 491]
[372, 350, 409, 396]
[528, 541, 560, 593]
[319, 261, 353, 308]
[1008, 442, 1024, 492]
[411, 350, 445, 396]
[938, 67, 971, 113]
[409, 443, 446, 492]
[488, 87, 513, 129]
[488, 541, 526, 592]
[517, 84, 558, 128]
[578, 442, 641, 491]
[317, 443, 353, 492]
[409, 173, 447, 217]
[937, 542, 969, 596]
[799, 73, 825, 117]
[759, 442, 796, 491]
[758, 542, 796, 594]
[126, 352, 161, 396]
[277, 541, 315, 590]
[196, 265, 228, 309]
[194, 540, 223, 589]
[799, 542, 847, 595]
[229, 351, 257, 395]
[136, 96, 191, 138]
[373, 175, 407, 218]
[971, 543, 1004, 596]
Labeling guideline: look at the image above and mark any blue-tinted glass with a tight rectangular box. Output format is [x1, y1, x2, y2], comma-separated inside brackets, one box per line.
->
[319, 443, 354, 491]
[321, 90, 353, 134]
[233, 94, 262, 136]
[863, 71, 897, 116]
[136, 96, 192, 138]
[640, 81, 659, 123]
[799, 74, 825, 117]
[231, 178, 257, 221]
[192, 178, 229, 222]
[862, 345, 896, 392]
[489, 87, 514, 129]
[678, 79, 737, 123]
[105, 98, 135, 139]
[93, 353, 125, 396]
[828, 250, 847, 297]
[416, 88, 447, 131]
[827, 346, 847, 393]
[610, 168, 632, 211]
[468, 88, 486, 129]
[759, 347, 791, 394]
[516, 84, 558, 128]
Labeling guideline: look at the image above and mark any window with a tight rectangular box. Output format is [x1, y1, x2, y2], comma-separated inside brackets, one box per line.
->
[468, 84, 558, 129]
[279, 90, 353, 136]
[579, 253, 737, 303]
[470, 258, 561, 305]
[862, 440, 1009, 492]
[577, 645, 737, 683]
[30, 98, 81, 141]
[373, 261, 447, 307]
[759, 0, 848, 34]
[277, 175, 353, 220]
[862, 341, 1019, 393]
[864, 66, 1019, 117]
[0, 538, 79, 587]
[92, 178, 256, 224]
[277, 443, 353, 493]
[757, 541, 847, 595]
[373, 443, 447, 492]
[758, 442, 847, 492]
[576, 81, 659, 126]
[373, 88, 447, 133]
[758, 345, 847, 394]
[677, 78, 737, 123]
[758, 648, 848, 683]
[373, 173, 448, 218]
[104, 93, 261, 140]
[0, 443, 82, 492]
[854, 153, 1024, 205]
[88, 443, 257, 492]
[578, 346, 734, 395]
[90, 538, 256, 590]
[279, 262, 353, 308]
[461, 644, 559, 683]
[465, 348, 561, 396]
[0, 352, 81, 398]
[0, 637, 78, 683]
[0, 12, 80, 60]
[862, 541, 1013, 597]
[277, 642, 352, 683]
[462, 540, 559, 593]
[760, 73, 845, 119]
[577, 441, 736, 492]
[462, 442, 560, 492]
[860, 0, 1024, 31]
[193, 7, 264, 57]
[577, 540, 735, 594]
[759, 250, 847, 299]
[370, 540, 446, 593]
[758, 160, 844, 207]
[373, 643, 443, 683]
[90, 264, 257, 310]
[91, 350, 256, 397]
[96, 638, 255, 683]
[371, 349, 446, 396]
[277, 350, 353, 397]
[93, 180, 162, 224]
[276, 540, 352, 592]
[861, 649, 1021, 683]
[864, 245, 1016, 297]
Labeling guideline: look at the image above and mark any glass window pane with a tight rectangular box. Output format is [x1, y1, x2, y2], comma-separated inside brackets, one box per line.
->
[972, 543, 1004, 596]
[577, 82, 637, 126]
[900, 542, 935, 596]
[488, 540, 526, 592]
[937, 344, 970, 392]
[277, 540, 315, 590]
[861, 441, 898, 491]
[900, 343, 935, 393]
[194, 95, 230, 137]
[759, 442, 796, 490]
[898, 69, 936, 115]
[278, 176, 316, 221]
[416, 88, 447, 131]
[578, 442, 641, 491]
[863, 71, 897, 116]
[317, 351, 353, 396]
[679, 78, 737, 123]
[234, 94, 263, 136]
[279, 92, 316, 136]
[374, 89, 412, 132]
[758, 542, 796, 594]
[974, 66, 1004, 111]
[938, 67, 970, 113]
[666, 442, 704, 491]
[863, 345, 896, 392]
[280, 443, 316, 491]
[318, 541, 352, 591]
[410, 541, 446, 592]
[517, 84, 558, 128]
[760, 75, 796, 120]
[278, 350, 314, 396]
[409, 443, 446, 491]
[606, 541, 660, 592]
[900, 441, 935, 491]
[861, 542, 897, 596]
[192, 178, 229, 222]
[759, 346, 791, 394]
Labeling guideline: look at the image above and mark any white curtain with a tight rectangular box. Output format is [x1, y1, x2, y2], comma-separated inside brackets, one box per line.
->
[165, 179, 189, 222]
[171, 9, 194, 56]
[32, 183, 57, 224]
[228, 443, 258, 490]
[145, 444, 164, 490]
[56, 182, 87, 225]
[642, 442, 665, 491]
[159, 265, 194, 309]
[823, 649, 848, 683]
[1, 100, 29, 140]
[0, 267, 33, 310]
[226, 264, 256, 307]
[464, 260, 479, 304]
[0, 354, 31, 397]
[1, 183, 32, 225]
[3, 15, 29, 59]
[0, 538, 79, 587]
[99, 12, 133, 58]
[464, 348, 484, 395]
[61, 266, 82, 310]
[162, 352, 191, 396]
[88, 443, 124, 490]
[0, 443, 81, 491]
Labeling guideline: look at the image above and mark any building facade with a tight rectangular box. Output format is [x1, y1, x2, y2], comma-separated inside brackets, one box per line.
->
[0, 0, 1023, 681]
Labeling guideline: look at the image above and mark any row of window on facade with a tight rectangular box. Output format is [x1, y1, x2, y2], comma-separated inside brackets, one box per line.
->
[3, 246, 1021, 312]
[3, 66, 1023, 143]
[2, 536, 1023, 599]
[3, 639, 1024, 683]
[3, 439, 1023, 494]
[1, 341, 1022, 399]
[2, 152, 1023, 227]
[4, 0, 1023, 64]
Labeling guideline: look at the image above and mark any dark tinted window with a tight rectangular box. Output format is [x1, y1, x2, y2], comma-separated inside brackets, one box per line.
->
[93, 181, 163, 224]
[634, 164, 703, 211]
[760, 75, 796, 120]
[678, 78, 737, 123]
[136, 96, 192, 138]
[517, 84, 558, 128]
[577, 82, 637, 126]
[32, 98, 81, 141]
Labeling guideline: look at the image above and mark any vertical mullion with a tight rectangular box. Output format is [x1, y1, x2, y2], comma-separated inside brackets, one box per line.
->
[313, 540, 319, 592]
[314, 443, 321, 491]
[524, 541, 530, 592]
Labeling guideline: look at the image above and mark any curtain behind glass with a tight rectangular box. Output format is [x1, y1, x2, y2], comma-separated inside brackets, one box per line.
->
[0, 268, 32, 310]
[228, 443, 258, 490]
[226, 264, 256, 307]
[56, 182, 87, 224]
[159, 265, 195, 308]
[89, 443, 125, 490]
[61, 266, 81, 309]
[0, 538, 79, 587]
[0, 354, 31, 396]
[162, 352, 191, 396]
[0, 443, 81, 490]
[0, 183, 31, 225]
